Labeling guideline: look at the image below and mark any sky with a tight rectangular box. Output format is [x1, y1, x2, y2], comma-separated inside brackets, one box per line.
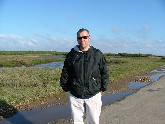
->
[0, 0, 165, 56]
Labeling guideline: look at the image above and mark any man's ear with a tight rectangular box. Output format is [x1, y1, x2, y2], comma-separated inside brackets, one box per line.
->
[89, 35, 91, 40]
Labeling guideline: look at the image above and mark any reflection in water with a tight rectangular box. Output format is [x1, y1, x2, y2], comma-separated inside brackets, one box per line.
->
[32, 62, 64, 68]
[0, 100, 33, 124]
[0, 100, 18, 119]
[102, 90, 136, 106]
[35, 55, 64, 68]
[128, 71, 165, 89]
[0, 105, 70, 124]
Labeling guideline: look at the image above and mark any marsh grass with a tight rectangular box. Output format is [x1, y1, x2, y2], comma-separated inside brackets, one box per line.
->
[106, 56, 165, 81]
[0, 52, 165, 111]
[0, 68, 63, 109]
[0, 54, 64, 67]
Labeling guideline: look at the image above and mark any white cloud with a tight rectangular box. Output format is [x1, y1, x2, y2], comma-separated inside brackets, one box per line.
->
[91, 36, 165, 56]
[0, 33, 75, 51]
[0, 33, 165, 56]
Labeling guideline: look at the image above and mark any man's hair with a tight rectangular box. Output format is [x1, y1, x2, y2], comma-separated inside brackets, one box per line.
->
[77, 28, 89, 36]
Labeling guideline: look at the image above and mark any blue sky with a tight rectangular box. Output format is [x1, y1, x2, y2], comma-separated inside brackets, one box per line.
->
[0, 0, 165, 56]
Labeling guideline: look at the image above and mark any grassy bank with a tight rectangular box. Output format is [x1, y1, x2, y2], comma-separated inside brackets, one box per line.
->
[0, 54, 65, 67]
[0, 68, 62, 109]
[107, 56, 165, 81]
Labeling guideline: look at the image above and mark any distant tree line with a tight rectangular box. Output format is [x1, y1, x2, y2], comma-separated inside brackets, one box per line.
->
[0, 50, 163, 57]
[0, 51, 68, 55]
[105, 53, 154, 57]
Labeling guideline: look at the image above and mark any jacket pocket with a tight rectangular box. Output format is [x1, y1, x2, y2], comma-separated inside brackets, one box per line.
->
[91, 70, 100, 78]
[88, 77, 101, 94]
[69, 80, 83, 97]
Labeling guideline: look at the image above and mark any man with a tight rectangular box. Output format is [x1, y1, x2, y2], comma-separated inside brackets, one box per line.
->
[60, 28, 109, 124]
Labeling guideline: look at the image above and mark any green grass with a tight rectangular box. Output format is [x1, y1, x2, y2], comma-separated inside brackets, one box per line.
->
[107, 56, 165, 81]
[0, 54, 65, 67]
[0, 68, 63, 108]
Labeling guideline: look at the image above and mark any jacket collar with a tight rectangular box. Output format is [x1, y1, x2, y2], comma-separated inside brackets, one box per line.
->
[73, 45, 92, 53]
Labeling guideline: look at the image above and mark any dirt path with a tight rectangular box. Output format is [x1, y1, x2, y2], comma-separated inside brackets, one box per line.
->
[100, 76, 165, 124]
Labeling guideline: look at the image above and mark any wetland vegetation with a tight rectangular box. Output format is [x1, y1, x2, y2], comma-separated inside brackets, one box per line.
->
[0, 51, 165, 119]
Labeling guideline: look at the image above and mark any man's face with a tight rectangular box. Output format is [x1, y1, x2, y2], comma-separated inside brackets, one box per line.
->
[77, 31, 90, 50]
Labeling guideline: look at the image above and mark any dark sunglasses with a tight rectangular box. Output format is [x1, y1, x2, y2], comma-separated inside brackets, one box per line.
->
[77, 36, 89, 40]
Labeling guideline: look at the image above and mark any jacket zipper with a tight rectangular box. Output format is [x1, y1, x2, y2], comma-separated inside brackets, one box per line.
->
[83, 52, 88, 95]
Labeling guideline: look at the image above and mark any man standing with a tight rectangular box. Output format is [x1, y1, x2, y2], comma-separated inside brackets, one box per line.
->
[60, 28, 109, 124]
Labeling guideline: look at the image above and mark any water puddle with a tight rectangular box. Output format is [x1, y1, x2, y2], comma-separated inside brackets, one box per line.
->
[0, 66, 165, 124]
[32, 55, 64, 68]
[128, 73, 165, 89]
[32, 62, 63, 68]
[0, 105, 70, 124]
[102, 67, 165, 108]
[102, 90, 136, 106]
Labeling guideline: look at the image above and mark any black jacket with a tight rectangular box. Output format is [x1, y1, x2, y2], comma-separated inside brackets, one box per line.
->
[60, 45, 109, 98]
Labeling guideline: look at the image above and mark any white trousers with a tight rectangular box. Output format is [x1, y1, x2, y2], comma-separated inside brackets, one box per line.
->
[69, 92, 102, 124]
